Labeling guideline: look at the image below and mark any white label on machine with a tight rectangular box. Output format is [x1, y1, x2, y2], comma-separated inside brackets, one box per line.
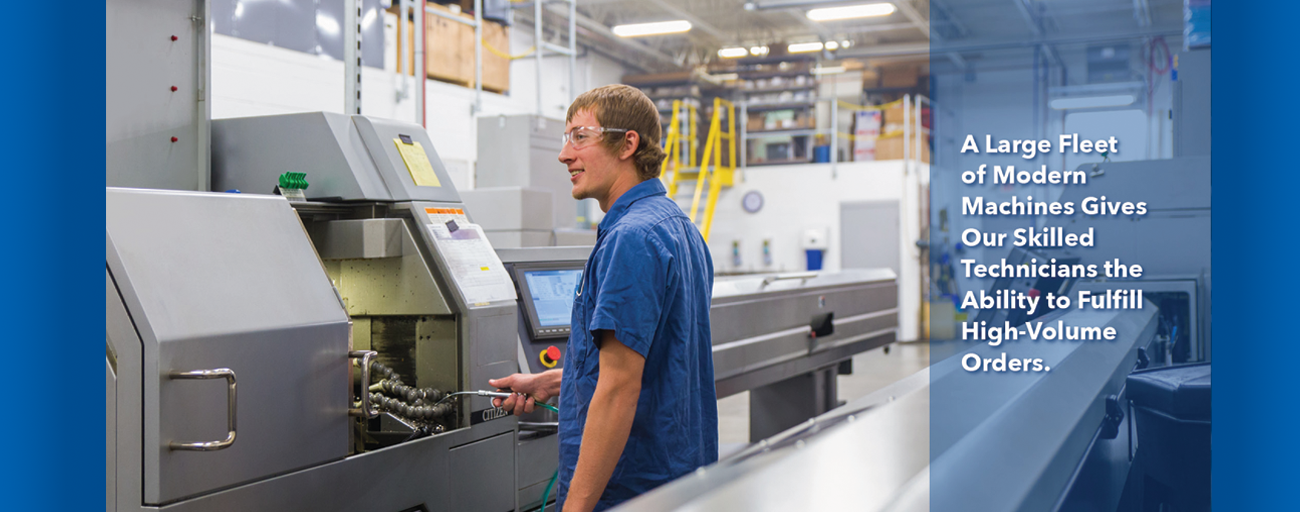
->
[426, 222, 517, 304]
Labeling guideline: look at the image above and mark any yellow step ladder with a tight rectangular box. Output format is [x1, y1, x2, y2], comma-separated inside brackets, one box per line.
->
[688, 98, 737, 242]
[660, 99, 698, 198]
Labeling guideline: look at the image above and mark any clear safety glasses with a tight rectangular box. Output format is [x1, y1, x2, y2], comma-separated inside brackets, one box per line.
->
[562, 126, 630, 149]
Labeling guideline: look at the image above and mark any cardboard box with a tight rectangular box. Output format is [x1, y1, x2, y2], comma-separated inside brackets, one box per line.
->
[853, 110, 881, 161]
[883, 103, 905, 126]
[397, 5, 510, 91]
[876, 132, 930, 163]
[880, 64, 921, 88]
[480, 21, 510, 93]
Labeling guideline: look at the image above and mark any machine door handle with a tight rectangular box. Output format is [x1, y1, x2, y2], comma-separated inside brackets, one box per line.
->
[349, 350, 379, 419]
[168, 368, 237, 451]
[761, 272, 817, 286]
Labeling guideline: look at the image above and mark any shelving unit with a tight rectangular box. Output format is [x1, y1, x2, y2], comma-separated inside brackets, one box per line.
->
[624, 72, 729, 176]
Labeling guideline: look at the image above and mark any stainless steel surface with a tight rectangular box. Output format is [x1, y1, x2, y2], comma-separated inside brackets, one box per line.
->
[1046, 155, 1211, 360]
[618, 304, 1156, 511]
[108, 188, 351, 504]
[145, 419, 517, 511]
[929, 306, 1156, 512]
[167, 369, 238, 451]
[107, 268, 145, 512]
[617, 367, 932, 512]
[312, 219, 404, 260]
[759, 272, 817, 285]
[313, 218, 453, 317]
[354, 116, 464, 203]
[348, 351, 379, 418]
[497, 246, 594, 265]
[710, 268, 898, 393]
[106, 0, 210, 191]
[212, 113, 462, 203]
[106, 356, 116, 512]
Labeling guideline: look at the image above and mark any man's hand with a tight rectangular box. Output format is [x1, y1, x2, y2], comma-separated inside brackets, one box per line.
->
[489, 369, 562, 416]
[564, 332, 645, 512]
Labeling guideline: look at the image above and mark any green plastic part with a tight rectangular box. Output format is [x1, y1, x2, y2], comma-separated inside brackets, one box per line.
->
[278, 172, 309, 190]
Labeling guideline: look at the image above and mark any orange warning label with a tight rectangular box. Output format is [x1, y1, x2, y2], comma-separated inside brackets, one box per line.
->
[425, 208, 465, 215]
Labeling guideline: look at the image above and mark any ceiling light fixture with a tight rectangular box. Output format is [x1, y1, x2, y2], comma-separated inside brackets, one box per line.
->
[1049, 94, 1136, 110]
[807, 2, 896, 22]
[611, 20, 692, 38]
[825, 41, 840, 50]
[718, 47, 749, 58]
[788, 41, 824, 53]
[750, 46, 769, 56]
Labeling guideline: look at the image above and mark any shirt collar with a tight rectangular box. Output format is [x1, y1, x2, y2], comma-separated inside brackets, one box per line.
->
[598, 178, 667, 234]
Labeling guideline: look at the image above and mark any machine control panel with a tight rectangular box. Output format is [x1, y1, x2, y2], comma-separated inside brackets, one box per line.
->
[502, 259, 586, 374]
[497, 248, 590, 374]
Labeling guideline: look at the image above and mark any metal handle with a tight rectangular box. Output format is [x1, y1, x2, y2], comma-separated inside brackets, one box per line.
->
[349, 350, 379, 418]
[168, 368, 237, 451]
[761, 272, 818, 286]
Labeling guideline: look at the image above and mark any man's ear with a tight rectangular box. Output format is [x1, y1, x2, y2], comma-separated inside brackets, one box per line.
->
[619, 131, 640, 161]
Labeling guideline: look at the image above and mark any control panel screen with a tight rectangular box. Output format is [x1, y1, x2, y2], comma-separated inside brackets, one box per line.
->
[523, 269, 583, 327]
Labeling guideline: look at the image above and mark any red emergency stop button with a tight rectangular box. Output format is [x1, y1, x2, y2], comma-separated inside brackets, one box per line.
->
[540, 346, 561, 368]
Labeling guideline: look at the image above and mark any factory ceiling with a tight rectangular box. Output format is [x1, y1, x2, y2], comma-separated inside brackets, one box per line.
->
[528, 0, 1187, 72]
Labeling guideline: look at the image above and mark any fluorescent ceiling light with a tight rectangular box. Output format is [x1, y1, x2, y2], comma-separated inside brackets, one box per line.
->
[612, 20, 692, 38]
[825, 41, 839, 50]
[750, 45, 769, 56]
[807, 2, 896, 22]
[788, 41, 824, 53]
[718, 47, 749, 58]
[1049, 94, 1136, 110]
[841, 40, 853, 48]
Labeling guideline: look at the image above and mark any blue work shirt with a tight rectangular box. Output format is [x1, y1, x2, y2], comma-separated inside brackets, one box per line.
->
[557, 178, 718, 511]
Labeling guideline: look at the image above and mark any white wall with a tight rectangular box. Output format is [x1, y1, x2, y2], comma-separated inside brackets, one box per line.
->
[210, 13, 631, 187]
[682, 160, 927, 342]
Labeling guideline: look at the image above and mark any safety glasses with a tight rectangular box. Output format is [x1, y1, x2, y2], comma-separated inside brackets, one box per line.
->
[562, 126, 629, 149]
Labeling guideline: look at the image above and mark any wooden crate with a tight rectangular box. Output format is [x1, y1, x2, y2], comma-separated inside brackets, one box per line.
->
[395, 5, 509, 92]
[480, 21, 509, 93]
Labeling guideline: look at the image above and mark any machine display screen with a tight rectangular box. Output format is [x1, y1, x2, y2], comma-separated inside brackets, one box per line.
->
[523, 269, 583, 327]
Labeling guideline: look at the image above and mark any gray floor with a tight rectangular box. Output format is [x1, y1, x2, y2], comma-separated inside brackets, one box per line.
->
[717, 342, 931, 452]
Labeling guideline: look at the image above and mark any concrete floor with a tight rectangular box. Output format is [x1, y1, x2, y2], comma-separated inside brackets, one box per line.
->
[717, 342, 931, 451]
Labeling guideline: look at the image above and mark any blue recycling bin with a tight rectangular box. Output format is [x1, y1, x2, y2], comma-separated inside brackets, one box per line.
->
[813, 145, 831, 163]
[805, 249, 824, 270]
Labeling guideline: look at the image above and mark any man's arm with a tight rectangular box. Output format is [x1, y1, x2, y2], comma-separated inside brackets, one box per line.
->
[564, 331, 644, 512]
[490, 369, 563, 415]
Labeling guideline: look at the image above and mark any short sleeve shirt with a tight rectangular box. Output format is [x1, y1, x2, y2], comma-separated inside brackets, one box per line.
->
[556, 178, 717, 511]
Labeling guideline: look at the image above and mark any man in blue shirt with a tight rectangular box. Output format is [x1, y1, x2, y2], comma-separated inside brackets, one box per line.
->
[489, 84, 717, 512]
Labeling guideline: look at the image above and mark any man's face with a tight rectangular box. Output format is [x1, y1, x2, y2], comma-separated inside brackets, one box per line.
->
[559, 109, 625, 206]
